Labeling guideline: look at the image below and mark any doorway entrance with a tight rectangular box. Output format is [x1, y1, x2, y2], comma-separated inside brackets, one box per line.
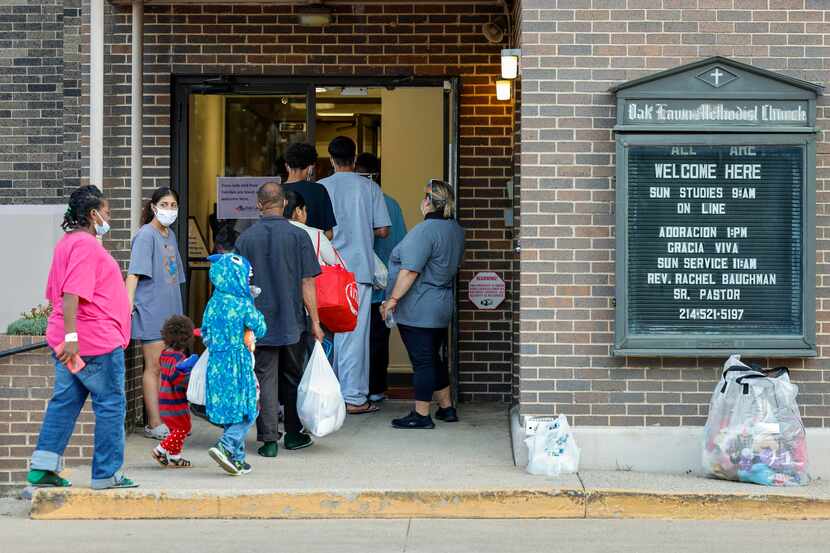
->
[171, 76, 460, 400]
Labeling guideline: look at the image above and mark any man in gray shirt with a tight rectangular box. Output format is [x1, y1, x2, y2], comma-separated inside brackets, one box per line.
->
[319, 137, 391, 413]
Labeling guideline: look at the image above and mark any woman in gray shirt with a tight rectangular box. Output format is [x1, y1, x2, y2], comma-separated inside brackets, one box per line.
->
[381, 180, 465, 429]
[126, 187, 186, 440]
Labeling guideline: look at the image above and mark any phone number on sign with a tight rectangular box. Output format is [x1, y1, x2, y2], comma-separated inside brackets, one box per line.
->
[679, 308, 745, 321]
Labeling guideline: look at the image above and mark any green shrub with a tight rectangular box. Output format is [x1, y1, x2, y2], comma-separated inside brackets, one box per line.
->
[7, 317, 47, 336]
[5, 304, 51, 336]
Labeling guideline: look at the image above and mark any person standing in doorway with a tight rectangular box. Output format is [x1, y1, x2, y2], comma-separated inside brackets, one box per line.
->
[284, 190, 341, 267]
[126, 187, 186, 441]
[27, 185, 137, 490]
[320, 137, 391, 414]
[381, 180, 465, 429]
[283, 142, 337, 240]
[355, 153, 407, 403]
[236, 182, 325, 457]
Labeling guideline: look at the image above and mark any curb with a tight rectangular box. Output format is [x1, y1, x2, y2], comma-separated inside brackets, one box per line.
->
[29, 487, 830, 520]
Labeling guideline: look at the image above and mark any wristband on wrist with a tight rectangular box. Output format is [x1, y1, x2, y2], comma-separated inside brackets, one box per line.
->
[64, 332, 78, 343]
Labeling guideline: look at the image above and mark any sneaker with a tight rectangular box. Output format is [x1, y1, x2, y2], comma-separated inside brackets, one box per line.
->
[143, 423, 170, 440]
[257, 441, 278, 458]
[391, 411, 435, 429]
[284, 432, 313, 451]
[26, 469, 71, 488]
[209, 443, 240, 475]
[91, 474, 139, 490]
[435, 406, 459, 423]
[234, 461, 253, 475]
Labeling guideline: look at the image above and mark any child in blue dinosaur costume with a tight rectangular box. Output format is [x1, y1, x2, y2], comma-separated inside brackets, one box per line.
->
[202, 253, 266, 476]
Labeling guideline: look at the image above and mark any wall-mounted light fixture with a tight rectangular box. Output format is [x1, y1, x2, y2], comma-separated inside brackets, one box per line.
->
[297, 3, 332, 26]
[501, 48, 520, 80]
[496, 80, 512, 101]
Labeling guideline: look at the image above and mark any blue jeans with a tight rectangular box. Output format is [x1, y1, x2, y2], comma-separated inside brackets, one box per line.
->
[219, 416, 255, 462]
[30, 348, 126, 489]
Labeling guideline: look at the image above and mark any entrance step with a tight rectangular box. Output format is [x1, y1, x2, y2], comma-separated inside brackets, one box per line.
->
[30, 479, 830, 520]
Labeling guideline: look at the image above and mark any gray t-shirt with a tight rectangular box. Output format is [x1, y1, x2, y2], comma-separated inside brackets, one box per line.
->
[128, 224, 186, 341]
[236, 216, 321, 347]
[319, 172, 391, 284]
[386, 216, 465, 328]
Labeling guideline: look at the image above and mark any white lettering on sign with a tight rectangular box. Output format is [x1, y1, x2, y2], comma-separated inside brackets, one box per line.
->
[626, 102, 807, 123]
[654, 163, 717, 179]
[469, 272, 505, 310]
[724, 164, 761, 180]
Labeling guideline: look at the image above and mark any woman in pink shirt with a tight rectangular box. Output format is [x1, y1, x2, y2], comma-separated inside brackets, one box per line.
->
[26, 186, 138, 490]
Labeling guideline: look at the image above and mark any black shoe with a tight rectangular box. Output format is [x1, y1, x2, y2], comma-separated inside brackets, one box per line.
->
[284, 432, 313, 450]
[391, 411, 435, 429]
[435, 406, 459, 422]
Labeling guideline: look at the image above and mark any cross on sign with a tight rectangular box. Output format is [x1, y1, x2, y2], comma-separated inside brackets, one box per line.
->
[710, 68, 723, 86]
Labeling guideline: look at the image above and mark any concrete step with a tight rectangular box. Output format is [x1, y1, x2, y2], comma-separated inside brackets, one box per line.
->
[29, 477, 830, 520]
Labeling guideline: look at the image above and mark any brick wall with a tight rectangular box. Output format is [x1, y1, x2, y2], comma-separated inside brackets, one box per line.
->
[99, 1, 517, 401]
[0, 1, 66, 204]
[519, 0, 830, 426]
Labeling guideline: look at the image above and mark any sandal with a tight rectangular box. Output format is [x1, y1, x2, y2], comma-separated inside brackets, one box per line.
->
[346, 401, 380, 415]
[151, 448, 169, 467]
[167, 456, 192, 469]
[27, 469, 71, 488]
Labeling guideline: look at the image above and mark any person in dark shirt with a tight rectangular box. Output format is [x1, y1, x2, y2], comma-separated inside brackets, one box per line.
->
[236, 182, 324, 457]
[282, 142, 337, 240]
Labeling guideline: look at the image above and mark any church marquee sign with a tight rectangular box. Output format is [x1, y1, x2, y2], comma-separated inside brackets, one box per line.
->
[611, 57, 822, 357]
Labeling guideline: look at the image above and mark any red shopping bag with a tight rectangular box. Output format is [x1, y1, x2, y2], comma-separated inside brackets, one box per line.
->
[315, 234, 359, 333]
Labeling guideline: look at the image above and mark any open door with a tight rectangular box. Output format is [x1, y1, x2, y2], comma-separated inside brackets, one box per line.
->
[445, 78, 461, 404]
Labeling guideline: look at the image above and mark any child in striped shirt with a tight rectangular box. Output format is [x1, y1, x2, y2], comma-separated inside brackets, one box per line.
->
[152, 315, 198, 468]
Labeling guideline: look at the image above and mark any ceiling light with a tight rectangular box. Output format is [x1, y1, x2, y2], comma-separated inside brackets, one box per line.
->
[318, 112, 355, 117]
[501, 49, 520, 79]
[496, 80, 511, 101]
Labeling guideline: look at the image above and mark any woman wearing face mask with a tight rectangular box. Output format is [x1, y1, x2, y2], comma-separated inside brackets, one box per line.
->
[126, 187, 186, 440]
[380, 180, 465, 429]
[26, 186, 137, 489]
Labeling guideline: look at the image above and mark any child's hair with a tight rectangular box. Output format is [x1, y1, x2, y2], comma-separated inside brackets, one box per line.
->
[161, 315, 195, 353]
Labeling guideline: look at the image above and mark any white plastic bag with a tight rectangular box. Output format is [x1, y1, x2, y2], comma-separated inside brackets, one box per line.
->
[525, 414, 580, 477]
[372, 252, 388, 290]
[186, 349, 209, 405]
[297, 341, 346, 437]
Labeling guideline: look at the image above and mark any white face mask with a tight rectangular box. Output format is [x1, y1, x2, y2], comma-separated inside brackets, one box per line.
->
[155, 208, 178, 227]
[93, 211, 110, 236]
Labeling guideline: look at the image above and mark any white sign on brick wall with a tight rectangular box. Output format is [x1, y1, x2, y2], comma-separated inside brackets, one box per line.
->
[468, 272, 505, 310]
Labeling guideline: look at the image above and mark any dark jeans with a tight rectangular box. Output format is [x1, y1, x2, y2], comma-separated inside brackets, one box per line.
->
[254, 341, 306, 440]
[398, 324, 450, 402]
[369, 302, 390, 396]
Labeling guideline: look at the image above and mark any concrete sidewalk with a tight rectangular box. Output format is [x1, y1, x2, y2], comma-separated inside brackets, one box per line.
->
[26, 402, 830, 520]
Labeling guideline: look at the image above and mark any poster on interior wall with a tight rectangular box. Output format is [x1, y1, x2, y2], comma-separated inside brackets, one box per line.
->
[469, 272, 505, 310]
[216, 176, 281, 220]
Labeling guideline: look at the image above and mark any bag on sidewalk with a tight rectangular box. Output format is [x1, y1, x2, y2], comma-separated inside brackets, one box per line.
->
[297, 341, 346, 438]
[186, 349, 209, 405]
[525, 414, 580, 477]
[701, 354, 809, 486]
[315, 236, 359, 333]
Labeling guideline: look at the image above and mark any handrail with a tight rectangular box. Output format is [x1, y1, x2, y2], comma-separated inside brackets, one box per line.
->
[0, 340, 49, 360]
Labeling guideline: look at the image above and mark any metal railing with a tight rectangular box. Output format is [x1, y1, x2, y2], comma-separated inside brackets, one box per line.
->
[0, 340, 48, 360]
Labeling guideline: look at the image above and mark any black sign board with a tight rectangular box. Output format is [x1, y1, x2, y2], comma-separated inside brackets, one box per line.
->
[612, 57, 820, 356]
[627, 144, 802, 336]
